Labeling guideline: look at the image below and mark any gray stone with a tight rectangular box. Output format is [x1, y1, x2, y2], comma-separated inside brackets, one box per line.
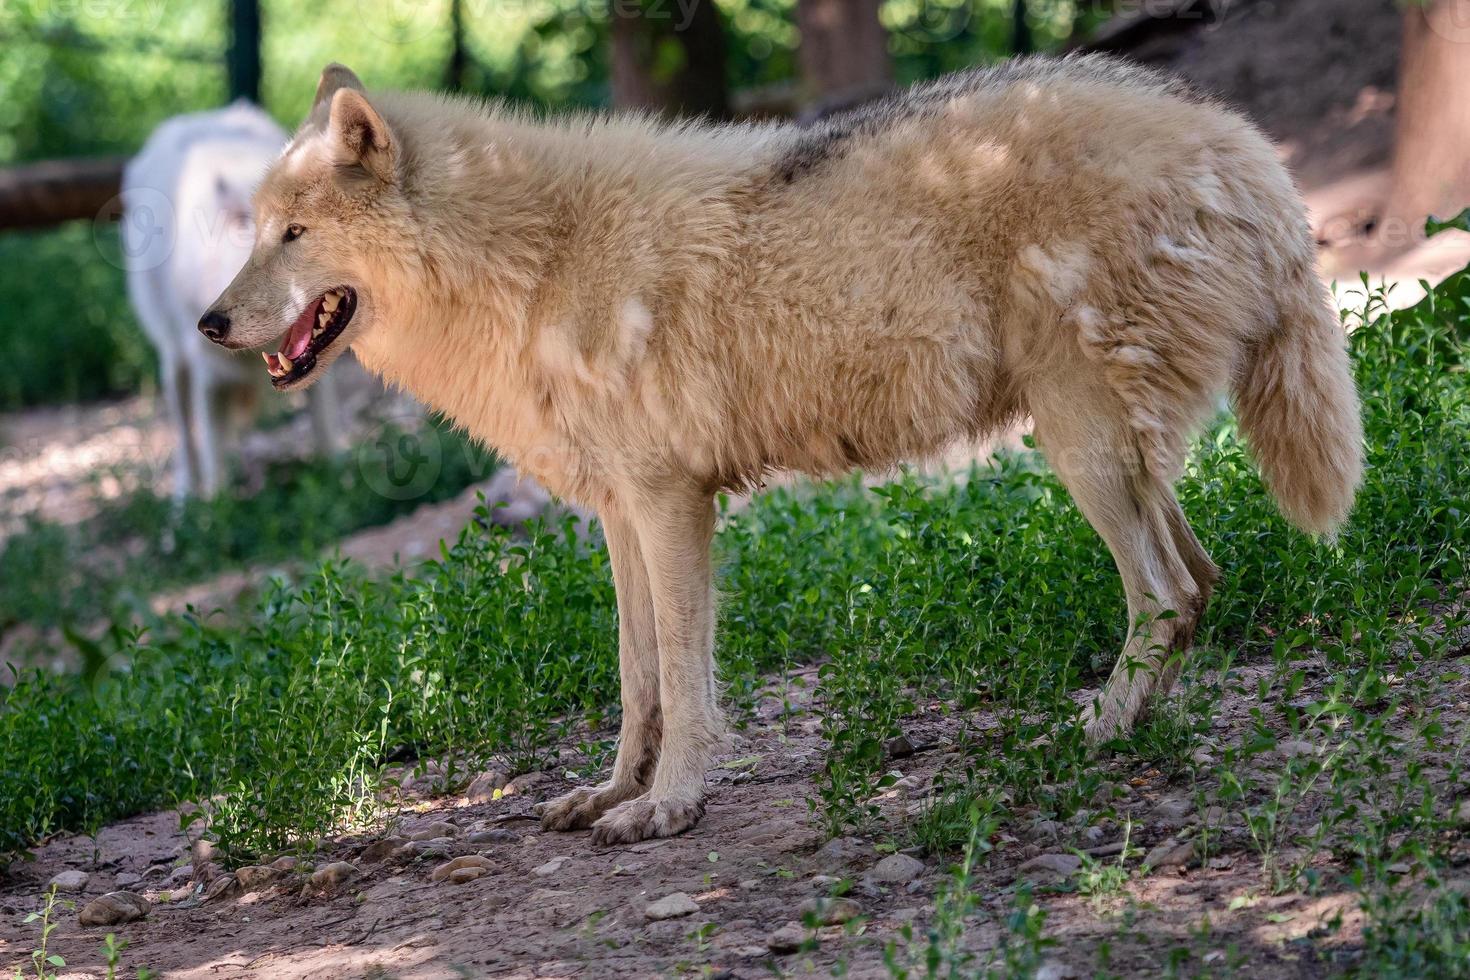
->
[408, 820, 460, 841]
[431, 855, 493, 883]
[78, 891, 150, 927]
[767, 922, 806, 954]
[1143, 837, 1196, 872]
[868, 853, 925, 883]
[47, 869, 89, 893]
[466, 770, 509, 803]
[309, 861, 359, 890]
[645, 891, 699, 921]
[234, 865, 281, 891]
[533, 856, 571, 877]
[468, 828, 517, 845]
[1018, 853, 1082, 879]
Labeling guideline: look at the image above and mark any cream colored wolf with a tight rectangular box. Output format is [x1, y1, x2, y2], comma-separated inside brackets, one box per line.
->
[202, 58, 1362, 844]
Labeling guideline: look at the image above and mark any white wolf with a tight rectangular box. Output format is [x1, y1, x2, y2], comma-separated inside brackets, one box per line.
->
[123, 102, 336, 498]
[202, 60, 1363, 844]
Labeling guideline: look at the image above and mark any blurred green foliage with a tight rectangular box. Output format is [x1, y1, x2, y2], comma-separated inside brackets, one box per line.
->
[0, 0, 1098, 409]
[0, 223, 153, 408]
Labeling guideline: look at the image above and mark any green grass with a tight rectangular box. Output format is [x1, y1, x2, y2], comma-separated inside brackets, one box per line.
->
[0, 262, 1468, 969]
[0, 417, 497, 633]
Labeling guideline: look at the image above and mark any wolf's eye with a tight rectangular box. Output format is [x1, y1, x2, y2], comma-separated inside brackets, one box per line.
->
[282, 224, 305, 243]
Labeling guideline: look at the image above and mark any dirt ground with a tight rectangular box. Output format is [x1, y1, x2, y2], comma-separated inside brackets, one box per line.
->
[5, 643, 1466, 979]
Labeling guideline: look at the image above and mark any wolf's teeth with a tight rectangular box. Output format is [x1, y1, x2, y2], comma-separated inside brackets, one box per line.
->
[322, 291, 340, 312]
[318, 311, 330, 327]
[279, 353, 294, 372]
[262, 352, 272, 366]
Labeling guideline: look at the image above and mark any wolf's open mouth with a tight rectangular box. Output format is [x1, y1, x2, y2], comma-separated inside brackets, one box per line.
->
[262, 286, 356, 387]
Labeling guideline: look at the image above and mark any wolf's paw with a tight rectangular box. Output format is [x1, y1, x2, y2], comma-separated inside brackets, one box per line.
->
[1082, 703, 1125, 746]
[538, 784, 631, 832]
[589, 796, 704, 846]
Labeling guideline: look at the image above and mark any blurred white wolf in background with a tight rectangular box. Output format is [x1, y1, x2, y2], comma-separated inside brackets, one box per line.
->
[123, 102, 337, 498]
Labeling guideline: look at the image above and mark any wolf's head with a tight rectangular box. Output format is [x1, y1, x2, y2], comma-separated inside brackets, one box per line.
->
[198, 64, 408, 391]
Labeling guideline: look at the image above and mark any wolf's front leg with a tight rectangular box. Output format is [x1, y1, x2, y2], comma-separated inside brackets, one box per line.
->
[591, 488, 719, 846]
[540, 506, 661, 831]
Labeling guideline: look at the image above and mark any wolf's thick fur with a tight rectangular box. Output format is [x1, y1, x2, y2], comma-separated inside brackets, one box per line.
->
[206, 57, 1363, 844]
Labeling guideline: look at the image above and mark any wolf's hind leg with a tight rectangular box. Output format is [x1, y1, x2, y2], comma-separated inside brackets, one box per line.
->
[1030, 379, 1206, 743]
[540, 506, 662, 831]
[591, 487, 719, 845]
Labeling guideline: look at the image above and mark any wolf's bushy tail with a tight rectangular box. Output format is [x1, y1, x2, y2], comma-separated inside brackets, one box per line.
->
[1233, 274, 1364, 538]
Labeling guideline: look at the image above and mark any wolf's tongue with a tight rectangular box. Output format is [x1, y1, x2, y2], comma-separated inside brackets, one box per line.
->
[280, 298, 321, 361]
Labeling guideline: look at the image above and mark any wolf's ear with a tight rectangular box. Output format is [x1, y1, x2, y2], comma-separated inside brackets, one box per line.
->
[328, 87, 395, 184]
[313, 63, 365, 112]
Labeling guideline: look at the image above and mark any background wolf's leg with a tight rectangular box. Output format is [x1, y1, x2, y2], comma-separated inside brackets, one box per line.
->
[1030, 378, 1202, 743]
[541, 505, 661, 831]
[591, 487, 719, 845]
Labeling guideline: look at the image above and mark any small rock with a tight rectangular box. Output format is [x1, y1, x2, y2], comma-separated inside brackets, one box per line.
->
[868, 854, 925, 883]
[810, 874, 841, 890]
[628, 839, 666, 854]
[309, 861, 359, 890]
[1036, 960, 1081, 980]
[1276, 739, 1316, 759]
[885, 733, 917, 758]
[1386, 861, 1412, 876]
[815, 836, 869, 868]
[503, 772, 549, 796]
[234, 866, 281, 891]
[48, 869, 89, 893]
[167, 885, 194, 903]
[533, 856, 571, 877]
[1191, 749, 1216, 766]
[468, 828, 517, 845]
[408, 821, 460, 842]
[1018, 853, 1082, 879]
[767, 921, 806, 954]
[1455, 799, 1470, 825]
[1028, 819, 1062, 841]
[645, 891, 699, 921]
[166, 864, 193, 886]
[1092, 783, 1133, 807]
[268, 855, 298, 872]
[360, 837, 407, 864]
[466, 770, 509, 803]
[114, 872, 142, 888]
[798, 896, 862, 925]
[431, 855, 493, 883]
[1150, 797, 1194, 829]
[190, 839, 217, 866]
[1143, 838, 1196, 872]
[203, 874, 240, 903]
[78, 892, 150, 927]
[447, 866, 488, 884]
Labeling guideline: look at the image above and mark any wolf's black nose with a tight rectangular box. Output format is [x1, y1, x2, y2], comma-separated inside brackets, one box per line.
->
[198, 310, 230, 343]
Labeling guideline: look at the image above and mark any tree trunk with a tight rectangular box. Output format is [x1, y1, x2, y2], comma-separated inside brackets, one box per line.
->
[228, 0, 262, 104]
[795, 0, 891, 109]
[1383, 0, 1470, 237]
[610, 0, 729, 118]
[446, 0, 468, 91]
[0, 156, 126, 231]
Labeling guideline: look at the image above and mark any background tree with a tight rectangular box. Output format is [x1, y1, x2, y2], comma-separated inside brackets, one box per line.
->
[610, 0, 730, 117]
[795, 0, 891, 109]
[1382, 0, 1470, 238]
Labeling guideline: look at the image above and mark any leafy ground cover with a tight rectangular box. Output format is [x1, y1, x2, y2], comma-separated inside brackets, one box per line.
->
[0, 416, 497, 633]
[1, 256, 1468, 972]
